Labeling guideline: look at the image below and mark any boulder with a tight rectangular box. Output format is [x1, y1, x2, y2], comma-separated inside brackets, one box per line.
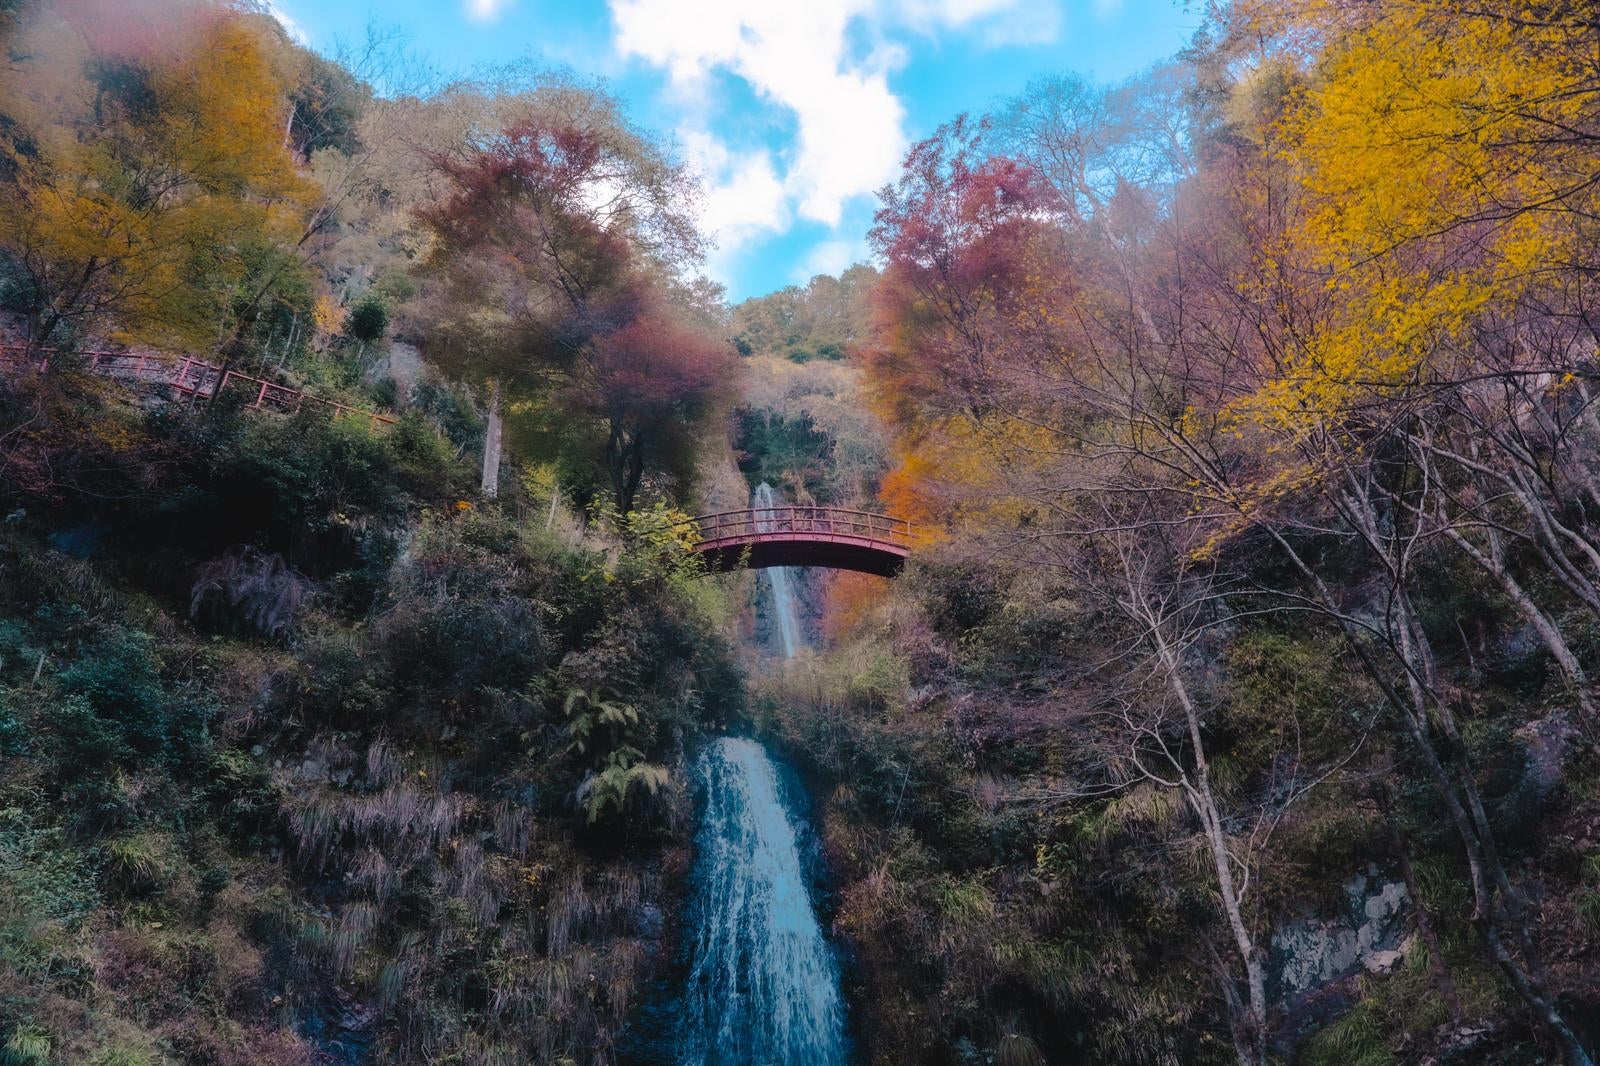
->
[1515, 709, 1583, 805]
[1270, 868, 1411, 1004]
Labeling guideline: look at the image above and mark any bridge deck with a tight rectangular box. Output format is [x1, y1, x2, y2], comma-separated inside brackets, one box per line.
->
[689, 506, 912, 576]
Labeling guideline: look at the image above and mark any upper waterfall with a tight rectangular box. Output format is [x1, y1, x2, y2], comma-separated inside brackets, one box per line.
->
[752, 482, 804, 658]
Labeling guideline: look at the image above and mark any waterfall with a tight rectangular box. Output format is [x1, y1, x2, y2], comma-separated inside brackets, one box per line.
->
[644, 489, 845, 1063]
[676, 737, 847, 1065]
[752, 482, 803, 658]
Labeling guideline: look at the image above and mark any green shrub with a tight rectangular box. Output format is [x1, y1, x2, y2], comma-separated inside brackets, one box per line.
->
[347, 293, 389, 343]
[0, 619, 40, 681]
[206, 748, 278, 845]
[914, 558, 1008, 637]
[56, 629, 166, 751]
[0, 807, 100, 924]
[388, 413, 458, 491]
[278, 627, 389, 727]
[41, 693, 133, 768]
[371, 375, 399, 408]
[0, 688, 29, 756]
[409, 379, 485, 453]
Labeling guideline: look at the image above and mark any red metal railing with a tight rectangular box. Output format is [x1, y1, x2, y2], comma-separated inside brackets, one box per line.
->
[690, 506, 913, 547]
[0, 344, 397, 429]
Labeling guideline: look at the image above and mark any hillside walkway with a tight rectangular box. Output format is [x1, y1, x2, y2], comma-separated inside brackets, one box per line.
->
[0, 344, 396, 429]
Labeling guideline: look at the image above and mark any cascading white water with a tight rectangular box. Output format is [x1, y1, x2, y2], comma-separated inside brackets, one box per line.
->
[752, 482, 803, 658]
[676, 737, 847, 1065]
[663, 488, 843, 1061]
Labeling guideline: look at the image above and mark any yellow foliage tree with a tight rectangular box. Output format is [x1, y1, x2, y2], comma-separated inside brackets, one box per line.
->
[1240, 1, 1597, 425]
[0, 0, 316, 351]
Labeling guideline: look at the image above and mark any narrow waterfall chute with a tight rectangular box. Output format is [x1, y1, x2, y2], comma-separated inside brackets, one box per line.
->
[752, 482, 804, 658]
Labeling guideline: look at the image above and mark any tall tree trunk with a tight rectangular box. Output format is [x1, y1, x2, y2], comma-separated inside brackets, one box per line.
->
[606, 418, 645, 515]
[1148, 622, 1267, 1065]
[623, 430, 645, 515]
[1442, 523, 1599, 734]
[480, 379, 503, 499]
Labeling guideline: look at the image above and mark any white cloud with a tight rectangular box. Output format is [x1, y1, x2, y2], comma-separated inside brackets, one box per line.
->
[265, 1, 309, 44]
[465, 0, 513, 23]
[898, 0, 1028, 28]
[978, 3, 1063, 46]
[678, 126, 791, 288]
[680, 128, 789, 248]
[796, 238, 866, 282]
[610, 0, 1052, 289]
[612, 1, 909, 228]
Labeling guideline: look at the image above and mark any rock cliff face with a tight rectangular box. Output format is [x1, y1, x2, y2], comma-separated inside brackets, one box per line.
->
[1270, 870, 1412, 1005]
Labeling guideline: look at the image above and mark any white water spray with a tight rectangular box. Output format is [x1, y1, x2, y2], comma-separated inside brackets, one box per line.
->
[676, 737, 847, 1065]
[752, 482, 803, 659]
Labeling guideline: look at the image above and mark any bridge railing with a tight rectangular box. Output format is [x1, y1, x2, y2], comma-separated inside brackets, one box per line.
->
[690, 506, 913, 546]
[1, 344, 397, 428]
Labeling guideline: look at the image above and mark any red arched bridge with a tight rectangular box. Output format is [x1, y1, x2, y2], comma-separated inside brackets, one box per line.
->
[686, 506, 913, 576]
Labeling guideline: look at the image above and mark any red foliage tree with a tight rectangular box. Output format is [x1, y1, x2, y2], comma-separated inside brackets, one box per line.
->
[570, 295, 736, 514]
[867, 116, 1068, 431]
[411, 115, 734, 512]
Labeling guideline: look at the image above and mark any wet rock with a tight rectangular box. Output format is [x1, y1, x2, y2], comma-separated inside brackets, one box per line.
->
[1270, 869, 1411, 1003]
[1361, 944, 1406, 977]
[47, 520, 106, 558]
[1417, 1022, 1498, 1065]
[371, 340, 423, 393]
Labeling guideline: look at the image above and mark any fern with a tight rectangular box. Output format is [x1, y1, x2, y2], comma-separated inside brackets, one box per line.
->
[575, 747, 671, 823]
[561, 687, 640, 757]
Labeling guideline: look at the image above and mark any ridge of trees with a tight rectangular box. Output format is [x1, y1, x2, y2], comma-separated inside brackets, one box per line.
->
[862, 2, 1600, 1061]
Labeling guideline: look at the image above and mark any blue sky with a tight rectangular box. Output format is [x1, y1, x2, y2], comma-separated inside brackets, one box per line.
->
[269, 0, 1200, 301]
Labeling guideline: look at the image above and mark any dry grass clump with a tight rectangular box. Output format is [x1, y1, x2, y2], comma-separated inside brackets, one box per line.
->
[286, 777, 470, 870]
[189, 548, 314, 641]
